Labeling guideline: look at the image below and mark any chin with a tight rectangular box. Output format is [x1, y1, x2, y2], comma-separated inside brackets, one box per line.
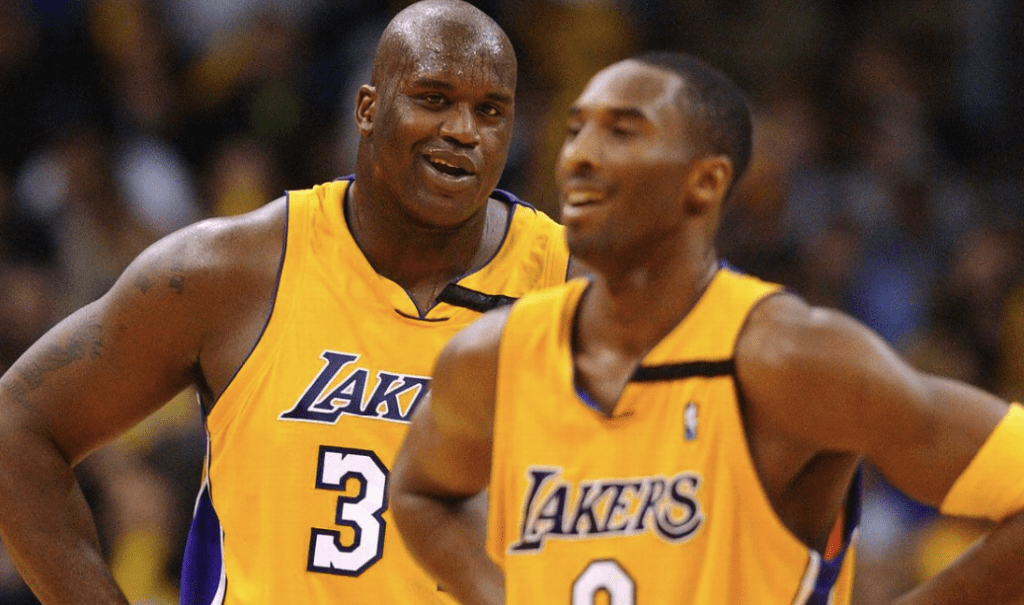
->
[409, 193, 487, 229]
[566, 234, 606, 267]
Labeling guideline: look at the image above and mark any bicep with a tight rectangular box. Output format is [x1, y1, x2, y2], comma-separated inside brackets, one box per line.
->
[738, 296, 1009, 506]
[0, 238, 207, 464]
[395, 308, 508, 499]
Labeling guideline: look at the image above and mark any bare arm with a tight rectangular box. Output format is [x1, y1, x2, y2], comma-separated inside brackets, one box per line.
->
[737, 294, 1022, 603]
[0, 204, 283, 604]
[391, 307, 511, 605]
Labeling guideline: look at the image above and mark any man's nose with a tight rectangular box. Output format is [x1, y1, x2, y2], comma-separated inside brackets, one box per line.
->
[439, 104, 481, 147]
[557, 125, 600, 175]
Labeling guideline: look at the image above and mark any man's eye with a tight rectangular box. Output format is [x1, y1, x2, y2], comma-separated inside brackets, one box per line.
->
[479, 104, 502, 117]
[422, 94, 447, 106]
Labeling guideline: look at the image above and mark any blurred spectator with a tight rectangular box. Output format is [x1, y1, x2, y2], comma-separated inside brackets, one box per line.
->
[16, 126, 158, 316]
[0, 172, 59, 374]
[0, 0, 42, 176]
[905, 223, 1024, 393]
[847, 178, 951, 347]
[176, 7, 317, 189]
[202, 134, 279, 217]
[88, 0, 203, 235]
[0, 262, 58, 374]
[794, 218, 863, 311]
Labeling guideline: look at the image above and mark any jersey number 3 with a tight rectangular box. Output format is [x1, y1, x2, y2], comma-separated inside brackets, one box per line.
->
[307, 445, 389, 576]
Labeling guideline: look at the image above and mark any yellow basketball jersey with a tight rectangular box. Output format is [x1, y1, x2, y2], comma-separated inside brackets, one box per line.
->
[488, 267, 860, 605]
[180, 178, 570, 604]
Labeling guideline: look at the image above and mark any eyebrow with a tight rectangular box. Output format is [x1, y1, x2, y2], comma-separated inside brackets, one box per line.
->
[411, 78, 514, 105]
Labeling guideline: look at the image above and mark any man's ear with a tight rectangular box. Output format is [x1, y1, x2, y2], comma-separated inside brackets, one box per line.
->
[355, 84, 378, 136]
[685, 155, 733, 214]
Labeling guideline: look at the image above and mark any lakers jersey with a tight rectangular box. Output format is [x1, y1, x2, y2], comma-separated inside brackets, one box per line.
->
[180, 178, 570, 604]
[488, 267, 860, 605]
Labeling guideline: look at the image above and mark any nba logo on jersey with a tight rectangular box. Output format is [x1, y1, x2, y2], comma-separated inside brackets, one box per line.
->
[684, 402, 699, 441]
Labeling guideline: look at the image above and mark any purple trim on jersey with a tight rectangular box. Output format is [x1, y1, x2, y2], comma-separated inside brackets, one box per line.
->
[806, 465, 862, 605]
[575, 383, 604, 414]
[180, 482, 225, 605]
[491, 185, 537, 211]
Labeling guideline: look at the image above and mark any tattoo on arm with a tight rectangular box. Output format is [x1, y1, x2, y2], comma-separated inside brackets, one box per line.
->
[136, 265, 186, 295]
[135, 275, 154, 294]
[19, 324, 104, 391]
[169, 264, 185, 294]
[3, 380, 30, 411]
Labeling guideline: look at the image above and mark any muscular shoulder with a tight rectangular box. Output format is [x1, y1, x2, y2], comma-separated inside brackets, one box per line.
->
[738, 294, 849, 373]
[735, 292, 916, 448]
[108, 199, 287, 398]
[104, 202, 277, 324]
[142, 197, 286, 284]
[431, 305, 512, 440]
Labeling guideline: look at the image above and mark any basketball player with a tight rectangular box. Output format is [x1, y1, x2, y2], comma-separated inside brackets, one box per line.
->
[391, 52, 1024, 604]
[0, 2, 576, 604]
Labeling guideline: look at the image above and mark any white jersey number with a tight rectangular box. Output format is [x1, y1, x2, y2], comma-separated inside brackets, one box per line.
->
[572, 560, 636, 605]
[308, 446, 389, 576]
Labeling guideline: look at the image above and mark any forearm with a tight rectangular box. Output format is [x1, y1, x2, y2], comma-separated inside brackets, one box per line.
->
[893, 510, 1024, 605]
[393, 490, 504, 605]
[0, 428, 129, 605]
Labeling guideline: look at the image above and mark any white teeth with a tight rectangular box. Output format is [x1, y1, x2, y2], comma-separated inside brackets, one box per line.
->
[432, 158, 456, 168]
[566, 191, 600, 204]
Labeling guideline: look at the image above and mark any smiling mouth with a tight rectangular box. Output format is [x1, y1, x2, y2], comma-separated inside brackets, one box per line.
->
[427, 157, 473, 178]
[563, 190, 604, 205]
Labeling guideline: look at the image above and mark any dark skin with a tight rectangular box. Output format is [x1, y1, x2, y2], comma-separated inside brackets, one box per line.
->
[391, 60, 1024, 605]
[0, 1, 560, 603]
[349, 1, 522, 313]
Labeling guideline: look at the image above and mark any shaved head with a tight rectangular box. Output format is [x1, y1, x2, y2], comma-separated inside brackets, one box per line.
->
[371, 0, 516, 91]
[351, 0, 518, 236]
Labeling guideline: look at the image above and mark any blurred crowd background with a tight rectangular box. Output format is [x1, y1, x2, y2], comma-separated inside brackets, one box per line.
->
[0, 0, 1022, 603]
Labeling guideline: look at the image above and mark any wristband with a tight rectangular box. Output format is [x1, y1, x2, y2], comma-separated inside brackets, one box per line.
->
[940, 403, 1024, 521]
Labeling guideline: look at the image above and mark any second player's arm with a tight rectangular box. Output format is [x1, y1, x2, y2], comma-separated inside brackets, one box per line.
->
[738, 294, 1024, 604]
[391, 307, 512, 605]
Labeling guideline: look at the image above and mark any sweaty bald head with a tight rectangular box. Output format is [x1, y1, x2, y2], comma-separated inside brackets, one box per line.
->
[371, 0, 516, 93]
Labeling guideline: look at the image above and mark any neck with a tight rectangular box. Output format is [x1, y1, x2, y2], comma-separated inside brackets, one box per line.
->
[345, 181, 507, 313]
[585, 247, 719, 358]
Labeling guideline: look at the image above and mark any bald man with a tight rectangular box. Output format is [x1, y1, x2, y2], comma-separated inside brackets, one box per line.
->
[0, 2, 575, 604]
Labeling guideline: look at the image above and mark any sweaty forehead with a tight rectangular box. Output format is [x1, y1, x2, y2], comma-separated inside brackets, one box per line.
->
[385, 19, 516, 90]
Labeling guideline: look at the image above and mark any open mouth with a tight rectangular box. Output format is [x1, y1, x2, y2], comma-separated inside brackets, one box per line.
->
[427, 157, 473, 178]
